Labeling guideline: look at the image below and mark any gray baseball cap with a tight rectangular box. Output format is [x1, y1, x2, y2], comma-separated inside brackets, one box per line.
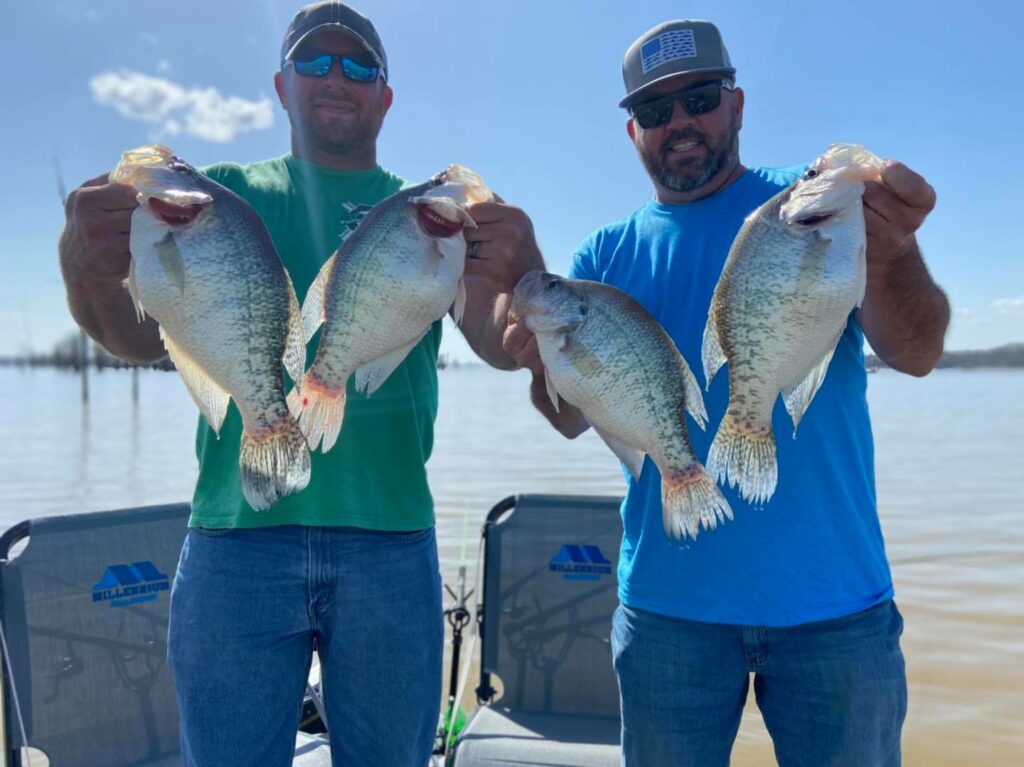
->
[619, 20, 735, 108]
[280, 1, 388, 80]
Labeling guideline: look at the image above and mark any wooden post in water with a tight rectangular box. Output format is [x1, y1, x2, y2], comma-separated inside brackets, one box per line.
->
[80, 330, 89, 404]
[132, 367, 139, 403]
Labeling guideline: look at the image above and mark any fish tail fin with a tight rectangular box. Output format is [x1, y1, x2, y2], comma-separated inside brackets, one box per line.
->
[707, 415, 777, 506]
[239, 416, 311, 511]
[661, 462, 733, 543]
[288, 372, 346, 453]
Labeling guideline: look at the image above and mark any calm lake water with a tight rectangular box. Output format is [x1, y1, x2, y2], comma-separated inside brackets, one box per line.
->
[1, 365, 1021, 766]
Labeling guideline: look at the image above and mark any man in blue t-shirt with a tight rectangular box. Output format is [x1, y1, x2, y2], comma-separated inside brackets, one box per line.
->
[503, 19, 949, 767]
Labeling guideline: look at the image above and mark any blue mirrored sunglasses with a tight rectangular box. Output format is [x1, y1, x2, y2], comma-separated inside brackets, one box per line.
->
[286, 54, 381, 83]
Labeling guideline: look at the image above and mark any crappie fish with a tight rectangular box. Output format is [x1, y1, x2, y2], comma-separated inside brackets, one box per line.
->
[512, 271, 732, 542]
[110, 145, 310, 511]
[702, 143, 884, 504]
[292, 164, 492, 452]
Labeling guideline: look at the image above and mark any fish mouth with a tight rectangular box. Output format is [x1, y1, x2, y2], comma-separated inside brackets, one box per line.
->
[416, 204, 464, 237]
[792, 210, 836, 227]
[509, 269, 545, 318]
[148, 197, 204, 226]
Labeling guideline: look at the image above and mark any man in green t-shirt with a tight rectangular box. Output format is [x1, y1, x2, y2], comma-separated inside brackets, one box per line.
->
[57, 3, 542, 765]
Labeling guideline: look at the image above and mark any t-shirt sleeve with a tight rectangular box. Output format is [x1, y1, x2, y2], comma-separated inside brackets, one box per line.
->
[569, 234, 600, 281]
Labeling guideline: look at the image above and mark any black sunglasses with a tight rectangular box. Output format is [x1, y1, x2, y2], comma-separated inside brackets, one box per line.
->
[629, 80, 734, 129]
[285, 53, 381, 83]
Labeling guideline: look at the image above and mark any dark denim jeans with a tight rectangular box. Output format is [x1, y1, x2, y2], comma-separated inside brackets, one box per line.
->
[168, 525, 443, 767]
[611, 600, 907, 766]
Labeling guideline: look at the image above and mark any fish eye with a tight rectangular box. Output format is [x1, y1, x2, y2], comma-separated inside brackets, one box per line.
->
[546, 279, 559, 289]
[804, 169, 819, 179]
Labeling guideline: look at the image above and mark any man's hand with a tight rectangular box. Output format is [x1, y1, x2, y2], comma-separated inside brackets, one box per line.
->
[455, 195, 545, 370]
[60, 174, 139, 286]
[58, 173, 164, 364]
[502, 314, 544, 375]
[863, 160, 936, 268]
[858, 159, 949, 377]
[463, 198, 544, 294]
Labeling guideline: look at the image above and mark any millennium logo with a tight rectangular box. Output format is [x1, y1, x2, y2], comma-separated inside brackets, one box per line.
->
[92, 561, 170, 608]
[549, 545, 613, 581]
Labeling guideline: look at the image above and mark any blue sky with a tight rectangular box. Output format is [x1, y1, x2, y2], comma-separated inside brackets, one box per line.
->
[2, 0, 1020, 361]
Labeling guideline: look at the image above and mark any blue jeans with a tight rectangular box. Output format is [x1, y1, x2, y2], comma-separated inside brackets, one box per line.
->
[167, 525, 443, 767]
[611, 601, 907, 767]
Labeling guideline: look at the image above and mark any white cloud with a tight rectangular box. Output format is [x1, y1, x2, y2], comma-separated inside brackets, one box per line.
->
[156, 60, 172, 74]
[90, 70, 273, 143]
[992, 297, 1024, 316]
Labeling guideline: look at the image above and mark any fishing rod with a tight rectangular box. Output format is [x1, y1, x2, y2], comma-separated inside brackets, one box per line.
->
[433, 507, 485, 762]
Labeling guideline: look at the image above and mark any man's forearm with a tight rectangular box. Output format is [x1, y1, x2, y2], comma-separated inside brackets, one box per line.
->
[457, 282, 519, 370]
[530, 373, 590, 438]
[64, 276, 165, 364]
[859, 241, 950, 376]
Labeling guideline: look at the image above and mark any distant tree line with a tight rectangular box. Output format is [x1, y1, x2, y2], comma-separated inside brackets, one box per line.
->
[2, 333, 1021, 372]
[0, 332, 464, 371]
[866, 343, 1024, 370]
[0, 332, 174, 371]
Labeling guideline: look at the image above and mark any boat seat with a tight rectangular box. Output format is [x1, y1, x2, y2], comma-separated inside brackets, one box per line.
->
[450, 494, 624, 766]
[0, 504, 330, 766]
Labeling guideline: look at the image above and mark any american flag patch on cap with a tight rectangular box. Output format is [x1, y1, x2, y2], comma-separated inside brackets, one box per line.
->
[640, 29, 697, 74]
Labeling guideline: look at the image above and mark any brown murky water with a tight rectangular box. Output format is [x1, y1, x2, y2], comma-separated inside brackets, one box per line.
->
[1, 365, 1021, 765]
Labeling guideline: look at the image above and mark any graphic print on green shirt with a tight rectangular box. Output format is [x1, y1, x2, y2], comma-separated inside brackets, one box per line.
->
[189, 155, 441, 531]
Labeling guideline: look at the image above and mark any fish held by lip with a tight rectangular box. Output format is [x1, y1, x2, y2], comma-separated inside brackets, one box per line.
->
[110, 144, 310, 511]
[290, 164, 493, 453]
[702, 143, 884, 505]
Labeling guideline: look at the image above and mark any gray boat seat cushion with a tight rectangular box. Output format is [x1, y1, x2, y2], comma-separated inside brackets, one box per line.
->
[452, 706, 620, 766]
[451, 495, 625, 766]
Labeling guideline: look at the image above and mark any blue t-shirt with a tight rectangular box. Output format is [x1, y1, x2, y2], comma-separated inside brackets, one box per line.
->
[570, 167, 892, 627]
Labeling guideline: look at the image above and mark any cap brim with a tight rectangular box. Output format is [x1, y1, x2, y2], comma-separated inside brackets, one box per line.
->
[619, 67, 736, 109]
[282, 24, 384, 69]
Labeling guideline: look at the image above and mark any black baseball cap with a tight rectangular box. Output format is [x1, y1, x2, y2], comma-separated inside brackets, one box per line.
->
[280, 2, 388, 80]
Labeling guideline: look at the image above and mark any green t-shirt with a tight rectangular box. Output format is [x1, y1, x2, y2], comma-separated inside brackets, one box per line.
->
[189, 155, 441, 531]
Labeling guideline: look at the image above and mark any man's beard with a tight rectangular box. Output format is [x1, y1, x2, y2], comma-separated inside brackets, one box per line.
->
[296, 97, 384, 157]
[639, 116, 739, 193]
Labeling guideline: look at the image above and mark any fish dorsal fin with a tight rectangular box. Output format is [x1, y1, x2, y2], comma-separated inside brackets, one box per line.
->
[160, 329, 230, 435]
[543, 366, 560, 413]
[354, 331, 426, 397]
[781, 331, 842, 434]
[592, 424, 646, 481]
[452, 278, 467, 325]
[282, 271, 307, 390]
[302, 254, 335, 343]
[154, 232, 186, 297]
[701, 321, 726, 392]
[679, 354, 708, 431]
[127, 256, 146, 323]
